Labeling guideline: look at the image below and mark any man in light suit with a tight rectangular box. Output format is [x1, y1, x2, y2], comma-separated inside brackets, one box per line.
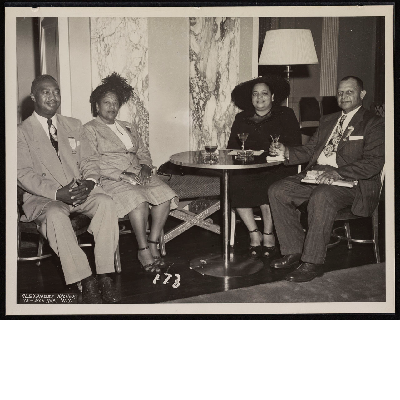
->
[17, 75, 120, 303]
[268, 76, 384, 282]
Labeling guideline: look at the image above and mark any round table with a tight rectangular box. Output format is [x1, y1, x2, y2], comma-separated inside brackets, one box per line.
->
[170, 149, 281, 278]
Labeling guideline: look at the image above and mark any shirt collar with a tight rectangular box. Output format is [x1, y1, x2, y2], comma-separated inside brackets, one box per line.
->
[341, 106, 361, 121]
[34, 111, 58, 128]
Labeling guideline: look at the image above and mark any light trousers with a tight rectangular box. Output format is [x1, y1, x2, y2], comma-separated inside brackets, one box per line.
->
[35, 193, 119, 285]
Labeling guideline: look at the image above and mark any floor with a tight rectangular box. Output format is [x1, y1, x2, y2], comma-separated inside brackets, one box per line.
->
[17, 201, 385, 304]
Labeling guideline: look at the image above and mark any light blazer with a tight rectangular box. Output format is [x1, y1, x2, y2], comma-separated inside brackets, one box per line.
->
[17, 113, 101, 221]
[286, 107, 385, 217]
[82, 117, 153, 181]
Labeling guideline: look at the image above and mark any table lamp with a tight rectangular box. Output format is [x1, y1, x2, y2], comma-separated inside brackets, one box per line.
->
[258, 29, 318, 107]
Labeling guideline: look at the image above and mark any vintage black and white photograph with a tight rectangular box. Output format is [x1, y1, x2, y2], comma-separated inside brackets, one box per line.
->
[6, 5, 394, 314]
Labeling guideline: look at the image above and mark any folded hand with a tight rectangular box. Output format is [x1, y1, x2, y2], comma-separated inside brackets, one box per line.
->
[269, 142, 285, 156]
[315, 170, 343, 185]
[138, 165, 152, 185]
[121, 171, 142, 185]
[56, 179, 94, 206]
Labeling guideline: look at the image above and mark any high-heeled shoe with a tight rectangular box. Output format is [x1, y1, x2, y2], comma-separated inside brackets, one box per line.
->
[147, 239, 166, 267]
[138, 246, 161, 274]
[248, 228, 262, 258]
[262, 232, 277, 258]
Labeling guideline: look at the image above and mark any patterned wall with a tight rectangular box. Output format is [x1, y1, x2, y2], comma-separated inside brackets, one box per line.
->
[189, 17, 240, 150]
[90, 17, 150, 146]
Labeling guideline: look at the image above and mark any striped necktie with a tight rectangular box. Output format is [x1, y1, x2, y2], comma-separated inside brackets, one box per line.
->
[323, 114, 347, 157]
[47, 118, 59, 158]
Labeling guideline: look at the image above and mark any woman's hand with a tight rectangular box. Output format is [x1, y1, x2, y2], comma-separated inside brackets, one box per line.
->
[139, 165, 152, 185]
[269, 142, 286, 156]
[120, 171, 142, 185]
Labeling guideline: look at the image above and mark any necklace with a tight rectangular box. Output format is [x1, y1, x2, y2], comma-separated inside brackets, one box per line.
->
[255, 108, 272, 118]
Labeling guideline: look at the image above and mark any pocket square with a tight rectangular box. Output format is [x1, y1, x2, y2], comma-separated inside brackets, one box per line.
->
[348, 136, 363, 141]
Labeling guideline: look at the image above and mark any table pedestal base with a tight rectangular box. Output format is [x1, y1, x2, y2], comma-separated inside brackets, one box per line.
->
[190, 254, 264, 277]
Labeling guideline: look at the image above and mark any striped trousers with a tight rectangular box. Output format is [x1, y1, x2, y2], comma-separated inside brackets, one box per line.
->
[268, 174, 357, 264]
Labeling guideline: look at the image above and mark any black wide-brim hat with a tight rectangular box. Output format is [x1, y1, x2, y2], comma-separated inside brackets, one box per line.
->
[231, 74, 290, 110]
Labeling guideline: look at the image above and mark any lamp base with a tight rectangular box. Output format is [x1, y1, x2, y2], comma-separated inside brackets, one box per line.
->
[284, 65, 292, 107]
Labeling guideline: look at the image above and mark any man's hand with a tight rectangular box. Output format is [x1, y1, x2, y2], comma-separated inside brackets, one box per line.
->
[56, 179, 94, 206]
[138, 165, 152, 185]
[76, 179, 96, 195]
[316, 170, 343, 185]
[269, 142, 286, 157]
[56, 179, 83, 205]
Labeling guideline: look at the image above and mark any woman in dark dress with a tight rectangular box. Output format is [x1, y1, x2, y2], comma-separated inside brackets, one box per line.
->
[227, 75, 301, 258]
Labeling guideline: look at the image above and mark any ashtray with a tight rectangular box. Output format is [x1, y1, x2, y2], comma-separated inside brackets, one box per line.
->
[236, 150, 254, 159]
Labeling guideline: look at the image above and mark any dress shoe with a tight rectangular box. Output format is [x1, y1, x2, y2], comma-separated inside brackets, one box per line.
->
[81, 276, 102, 304]
[270, 253, 302, 269]
[98, 276, 121, 303]
[285, 262, 323, 283]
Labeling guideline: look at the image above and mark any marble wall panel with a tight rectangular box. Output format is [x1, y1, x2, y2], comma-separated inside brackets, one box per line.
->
[90, 17, 149, 146]
[189, 17, 240, 150]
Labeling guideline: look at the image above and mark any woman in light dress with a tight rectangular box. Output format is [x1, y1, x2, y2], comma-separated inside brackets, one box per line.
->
[82, 73, 178, 273]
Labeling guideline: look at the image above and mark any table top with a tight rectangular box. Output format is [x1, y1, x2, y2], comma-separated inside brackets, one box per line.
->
[170, 150, 282, 170]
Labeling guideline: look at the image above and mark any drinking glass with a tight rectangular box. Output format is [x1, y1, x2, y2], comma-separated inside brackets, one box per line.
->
[205, 145, 218, 154]
[237, 133, 249, 151]
[270, 135, 280, 155]
[204, 144, 218, 164]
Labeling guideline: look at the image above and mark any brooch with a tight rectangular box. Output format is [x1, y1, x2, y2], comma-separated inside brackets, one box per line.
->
[342, 126, 354, 141]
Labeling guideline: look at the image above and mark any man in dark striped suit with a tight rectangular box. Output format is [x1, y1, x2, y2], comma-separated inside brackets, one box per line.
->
[268, 76, 385, 282]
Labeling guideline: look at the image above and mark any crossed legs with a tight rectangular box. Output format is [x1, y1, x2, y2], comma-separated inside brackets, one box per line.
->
[268, 175, 357, 264]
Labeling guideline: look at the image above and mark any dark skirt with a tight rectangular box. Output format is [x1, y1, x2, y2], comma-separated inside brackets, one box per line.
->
[229, 165, 298, 208]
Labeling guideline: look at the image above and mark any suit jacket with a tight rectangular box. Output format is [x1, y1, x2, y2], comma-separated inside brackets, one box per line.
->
[17, 113, 101, 221]
[82, 117, 153, 181]
[286, 107, 385, 217]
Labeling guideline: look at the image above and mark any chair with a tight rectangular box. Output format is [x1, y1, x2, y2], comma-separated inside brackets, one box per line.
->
[117, 164, 221, 256]
[299, 97, 321, 145]
[321, 96, 341, 116]
[329, 169, 385, 263]
[17, 186, 121, 273]
[158, 170, 221, 256]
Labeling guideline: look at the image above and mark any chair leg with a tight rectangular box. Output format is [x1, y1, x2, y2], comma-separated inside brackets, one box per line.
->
[159, 228, 166, 256]
[230, 208, 236, 247]
[372, 209, 380, 263]
[36, 236, 46, 266]
[344, 222, 352, 249]
[114, 244, 122, 273]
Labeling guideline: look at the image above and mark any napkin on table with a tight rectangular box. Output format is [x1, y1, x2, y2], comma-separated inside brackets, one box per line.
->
[228, 150, 264, 156]
[266, 155, 285, 162]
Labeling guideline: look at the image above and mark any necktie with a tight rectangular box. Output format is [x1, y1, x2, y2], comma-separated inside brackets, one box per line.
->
[47, 118, 59, 157]
[323, 114, 347, 157]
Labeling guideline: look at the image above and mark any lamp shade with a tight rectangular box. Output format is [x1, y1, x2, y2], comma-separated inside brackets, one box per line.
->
[259, 29, 318, 65]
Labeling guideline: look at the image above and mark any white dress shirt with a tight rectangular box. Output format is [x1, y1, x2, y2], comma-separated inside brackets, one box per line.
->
[317, 106, 361, 167]
[108, 122, 133, 150]
[34, 111, 58, 140]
